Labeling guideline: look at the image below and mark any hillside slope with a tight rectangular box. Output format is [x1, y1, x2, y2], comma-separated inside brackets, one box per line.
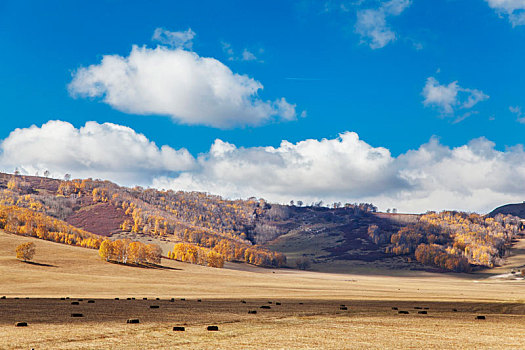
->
[1, 230, 523, 301]
[489, 202, 525, 219]
[1, 172, 524, 274]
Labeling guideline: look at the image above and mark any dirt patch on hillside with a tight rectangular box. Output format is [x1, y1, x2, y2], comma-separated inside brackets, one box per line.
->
[66, 203, 126, 236]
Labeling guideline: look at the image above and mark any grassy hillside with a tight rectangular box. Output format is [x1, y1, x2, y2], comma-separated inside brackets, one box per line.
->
[1, 230, 523, 300]
[1, 172, 524, 274]
[1, 230, 524, 349]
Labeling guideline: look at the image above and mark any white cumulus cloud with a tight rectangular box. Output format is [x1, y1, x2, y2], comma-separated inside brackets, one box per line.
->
[3, 120, 525, 214]
[154, 132, 405, 201]
[0, 120, 195, 185]
[354, 0, 411, 49]
[422, 77, 489, 117]
[152, 132, 525, 213]
[486, 0, 525, 26]
[69, 31, 296, 128]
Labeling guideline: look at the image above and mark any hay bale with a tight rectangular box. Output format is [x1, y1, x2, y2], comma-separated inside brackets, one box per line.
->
[248, 310, 257, 314]
[173, 326, 185, 331]
[207, 325, 219, 331]
[476, 315, 486, 320]
[340, 306, 348, 310]
[260, 305, 271, 309]
[418, 311, 427, 315]
[398, 311, 409, 314]
[127, 319, 140, 324]
[15, 322, 28, 327]
[71, 301, 79, 305]
[87, 300, 95, 304]
[71, 313, 84, 317]
[150, 305, 160, 309]
[392, 307, 398, 310]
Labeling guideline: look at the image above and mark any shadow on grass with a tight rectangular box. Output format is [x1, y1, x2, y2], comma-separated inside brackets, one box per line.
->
[21, 260, 57, 268]
[107, 260, 181, 270]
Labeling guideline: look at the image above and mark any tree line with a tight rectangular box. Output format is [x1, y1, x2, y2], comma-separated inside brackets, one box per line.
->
[368, 211, 521, 272]
[0, 204, 102, 249]
[98, 239, 162, 265]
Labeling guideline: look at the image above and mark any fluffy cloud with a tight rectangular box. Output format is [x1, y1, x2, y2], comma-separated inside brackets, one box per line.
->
[69, 32, 296, 128]
[422, 77, 489, 116]
[0, 120, 195, 185]
[354, 0, 411, 49]
[486, 0, 525, 26]
[4, 120, 525, 213]
[152, 28, 196, 49]
[152, 132, 525, 213]
[154, 132, 405, 200]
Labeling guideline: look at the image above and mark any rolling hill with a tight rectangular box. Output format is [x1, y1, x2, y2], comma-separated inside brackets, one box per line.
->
[489, 202, 525, 219]
[0, 172, 524, 274]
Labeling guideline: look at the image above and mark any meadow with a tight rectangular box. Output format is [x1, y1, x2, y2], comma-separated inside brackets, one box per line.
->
[1, 231, 524, 349]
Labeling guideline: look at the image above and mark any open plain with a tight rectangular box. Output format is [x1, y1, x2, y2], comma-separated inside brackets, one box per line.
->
[1, 231, 524, 349]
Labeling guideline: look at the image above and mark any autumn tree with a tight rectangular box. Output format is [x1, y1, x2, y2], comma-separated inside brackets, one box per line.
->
[99, 239, 113, 262]
[16, 242, 35, 262]
[146, 244, 162, 264]
[206, 251, 224, 268]
[112, 239, 129, 263]
[128, 242, 147, 264]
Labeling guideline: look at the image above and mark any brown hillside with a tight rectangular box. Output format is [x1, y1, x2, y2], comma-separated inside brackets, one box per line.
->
[65, 202, 125, 236]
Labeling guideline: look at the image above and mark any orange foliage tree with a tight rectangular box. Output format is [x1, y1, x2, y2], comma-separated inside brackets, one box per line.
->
[16, 242, 36, 262]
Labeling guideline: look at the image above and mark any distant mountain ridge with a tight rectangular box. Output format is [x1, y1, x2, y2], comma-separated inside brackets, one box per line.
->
[488, 202, 525, 219]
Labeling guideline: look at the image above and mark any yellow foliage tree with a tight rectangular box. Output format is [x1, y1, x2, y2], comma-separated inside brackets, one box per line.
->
[128, 241, 147, 264]
[146, 244, 162, 264]
[16, 242, 35, 262]
[99, 239, 113, 262]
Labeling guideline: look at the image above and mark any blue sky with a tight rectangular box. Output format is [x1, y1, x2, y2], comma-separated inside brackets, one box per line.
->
[1, 0, 525, 213]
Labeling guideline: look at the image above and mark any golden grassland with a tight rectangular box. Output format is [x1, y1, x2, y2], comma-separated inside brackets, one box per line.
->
[0, 231, 524, 349]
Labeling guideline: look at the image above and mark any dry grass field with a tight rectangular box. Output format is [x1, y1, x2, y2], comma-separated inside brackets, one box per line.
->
[1, 230, 524, 349]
